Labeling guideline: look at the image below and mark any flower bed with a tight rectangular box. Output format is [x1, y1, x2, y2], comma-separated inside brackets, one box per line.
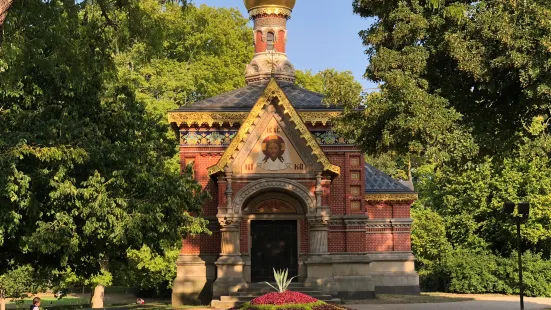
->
[237, 291, 352, 310]
[251, 291, 318, 305]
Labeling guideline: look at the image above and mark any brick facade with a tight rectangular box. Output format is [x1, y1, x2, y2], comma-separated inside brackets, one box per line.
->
[178, 126, 413, 256]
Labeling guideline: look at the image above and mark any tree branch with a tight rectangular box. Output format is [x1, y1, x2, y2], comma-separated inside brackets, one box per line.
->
[96, 0, 117, 29]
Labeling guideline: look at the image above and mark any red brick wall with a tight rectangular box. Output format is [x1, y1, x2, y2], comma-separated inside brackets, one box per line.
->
[394, 231, 411, 251]
[346, 231, 365, 252]
[181, 236, 201, 254]
[200, 230, 221, 254]
[255, 31, 266, 53]
[367, 202, 393, 218]
[393, 204, 410, 218]
[366, 231, 393, 252]
[300, 219, 308, 254]
[328, 154, 345, 215]
[276, 30, 286, 53]
[328, 229, 345, 253]
[240, 220, 249, 254]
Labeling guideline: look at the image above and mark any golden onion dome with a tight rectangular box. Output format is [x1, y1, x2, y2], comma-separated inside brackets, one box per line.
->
[243, 0, 296, 11]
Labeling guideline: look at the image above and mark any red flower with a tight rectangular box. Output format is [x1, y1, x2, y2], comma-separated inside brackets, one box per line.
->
[250, 291, 319, 305]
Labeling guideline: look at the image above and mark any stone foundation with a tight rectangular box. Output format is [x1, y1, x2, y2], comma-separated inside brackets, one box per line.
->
[172, 255, 217, 306]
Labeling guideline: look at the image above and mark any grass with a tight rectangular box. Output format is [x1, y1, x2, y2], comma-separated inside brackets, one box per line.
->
[342, 293, 474, 305]
[7, 296, 89, 308]
[6, 297, 205, 310]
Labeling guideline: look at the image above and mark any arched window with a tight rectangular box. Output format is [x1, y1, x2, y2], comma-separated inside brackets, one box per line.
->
[266, 32, 275, 51]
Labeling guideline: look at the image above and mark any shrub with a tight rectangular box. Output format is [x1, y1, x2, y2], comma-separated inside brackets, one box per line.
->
[420, 248, 551, 297]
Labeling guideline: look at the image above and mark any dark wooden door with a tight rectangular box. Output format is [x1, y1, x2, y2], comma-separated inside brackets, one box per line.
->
[251, 220, 298, 282]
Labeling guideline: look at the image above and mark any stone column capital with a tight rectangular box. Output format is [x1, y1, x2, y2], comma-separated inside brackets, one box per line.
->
[217, 215, 242, 230]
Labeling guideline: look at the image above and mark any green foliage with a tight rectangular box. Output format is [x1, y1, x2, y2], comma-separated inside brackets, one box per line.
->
[0, 265, 36, 300]
[115, 1, 253, 119]
[110, 244, 179, 295]
[265, 269, 296, 293]
[411, 206, 451, 266]
[295, 69, 364, 109]
[421, 249, 551, 297]
[0, 0, 219, 290]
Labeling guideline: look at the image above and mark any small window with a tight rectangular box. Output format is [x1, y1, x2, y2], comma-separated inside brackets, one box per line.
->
[267, 32, 275, 51]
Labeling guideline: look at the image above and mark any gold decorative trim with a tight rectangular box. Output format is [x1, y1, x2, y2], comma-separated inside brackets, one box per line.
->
[168, 112, 247, 127]
[168, 111, 342, 127]
[299, 111, 341, 126]
[249, 7, 292, 19]
[207, 78, 340, 176]
[365, 193, 419, 202]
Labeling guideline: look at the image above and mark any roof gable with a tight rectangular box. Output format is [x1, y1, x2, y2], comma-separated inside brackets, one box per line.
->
[208, 79, 340, 177]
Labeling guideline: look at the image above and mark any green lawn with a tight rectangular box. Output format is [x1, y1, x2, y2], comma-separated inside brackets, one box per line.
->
[7, 297, 89, 308]
[7, 298, 205, 310]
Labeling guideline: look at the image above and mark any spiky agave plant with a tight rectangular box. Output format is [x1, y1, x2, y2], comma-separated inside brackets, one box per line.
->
[265, 268, 297, 293]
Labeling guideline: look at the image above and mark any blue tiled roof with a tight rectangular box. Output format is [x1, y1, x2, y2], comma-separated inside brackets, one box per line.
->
[172, 82, 340, 112]
[364, 164, 414, 193]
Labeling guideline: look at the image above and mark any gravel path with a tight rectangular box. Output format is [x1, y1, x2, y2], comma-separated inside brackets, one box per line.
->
[349, 296, 551, 310]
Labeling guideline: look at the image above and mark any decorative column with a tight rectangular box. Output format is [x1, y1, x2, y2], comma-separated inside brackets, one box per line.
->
[305, 173, 335, 294]
[212, 167, 247, 297]
[309, 173, 329, 254]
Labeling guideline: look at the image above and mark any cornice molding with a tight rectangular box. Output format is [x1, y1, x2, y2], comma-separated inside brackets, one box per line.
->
[249, 7, 292, 19]
[365, 193, 418, 202]
[168, 111, 342, 127]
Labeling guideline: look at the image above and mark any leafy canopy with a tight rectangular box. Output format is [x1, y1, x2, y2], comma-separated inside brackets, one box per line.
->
[0, 0, 227, 286]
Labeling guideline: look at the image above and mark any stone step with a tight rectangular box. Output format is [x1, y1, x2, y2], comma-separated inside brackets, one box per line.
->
[327, 298, 342, 305]
[211, 300, 245, 309]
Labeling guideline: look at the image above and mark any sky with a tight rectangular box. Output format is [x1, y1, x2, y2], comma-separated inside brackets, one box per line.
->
[192, 0, 378, 91]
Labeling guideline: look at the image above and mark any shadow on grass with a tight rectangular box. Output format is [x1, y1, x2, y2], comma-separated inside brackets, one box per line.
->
[9, 302, 208, 310]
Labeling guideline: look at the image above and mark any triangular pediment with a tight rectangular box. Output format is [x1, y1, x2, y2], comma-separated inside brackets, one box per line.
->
[208, 79, 340, 177]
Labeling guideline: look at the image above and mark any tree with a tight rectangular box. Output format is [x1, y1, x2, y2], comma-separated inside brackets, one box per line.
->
[295, 69, 364, 108]
[350, 0, 551, 159]
[0, 0, 211, 307]
[115, 2, 253, 119]
[345, 0, 551, 294]
[0, 266, 36, 310]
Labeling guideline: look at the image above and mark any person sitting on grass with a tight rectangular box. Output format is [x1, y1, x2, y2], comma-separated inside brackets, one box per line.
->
[29, 297, 41, 310]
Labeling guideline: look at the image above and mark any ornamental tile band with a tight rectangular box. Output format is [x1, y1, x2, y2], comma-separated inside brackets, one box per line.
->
[181, 130, 238, 146]
[181, 129, 353, 146]
[311, 130, 355, 145]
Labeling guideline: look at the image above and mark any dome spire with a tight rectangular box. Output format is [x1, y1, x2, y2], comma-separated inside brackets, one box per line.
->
[243, 0, 296, 85]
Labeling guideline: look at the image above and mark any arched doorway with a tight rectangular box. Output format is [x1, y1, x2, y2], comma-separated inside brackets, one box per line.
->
[234, 179, 314, 283]
[246, 197, 300, 282]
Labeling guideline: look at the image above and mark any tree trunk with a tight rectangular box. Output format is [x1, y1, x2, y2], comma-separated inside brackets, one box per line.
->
[90, 285, 105, 309]
[0, 0, 14, 46]
[0, 0, 14, 25]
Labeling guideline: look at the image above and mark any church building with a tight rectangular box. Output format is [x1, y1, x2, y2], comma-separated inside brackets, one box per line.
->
[168, 0, 419, 306]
